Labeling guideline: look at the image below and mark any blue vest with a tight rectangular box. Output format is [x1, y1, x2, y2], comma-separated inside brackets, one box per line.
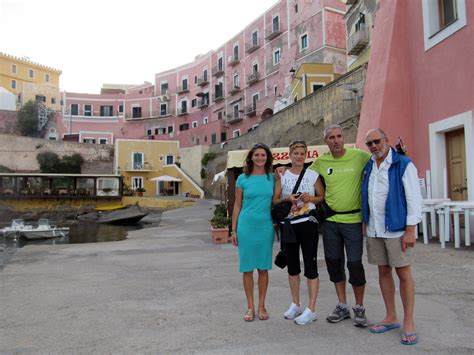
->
[362, 148, 412, 232]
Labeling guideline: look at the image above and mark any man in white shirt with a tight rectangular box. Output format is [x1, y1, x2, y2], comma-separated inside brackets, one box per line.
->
[361, 128, 421, 346]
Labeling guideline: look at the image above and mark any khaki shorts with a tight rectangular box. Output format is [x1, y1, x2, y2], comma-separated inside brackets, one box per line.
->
[366, 237, 414, 268]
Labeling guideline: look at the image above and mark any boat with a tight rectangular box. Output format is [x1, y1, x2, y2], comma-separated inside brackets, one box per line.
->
[0, 219, 70, 240]
[77, 204, 148, 224]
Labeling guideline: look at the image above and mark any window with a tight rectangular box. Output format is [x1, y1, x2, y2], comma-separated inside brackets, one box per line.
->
[272, 15, 280, 32]
[233, 129, 241, 138]
[233, 74, 240, 88]
[233, 44, 239, 60]
[99, 138, 108, 144]
[166, 155, 174, 165]
[181, 100, 187, 113]
[160, 103, 168, 116]
[203, 117, 208, 124]
[274, 86, 278, 96]
[156, 127, 166, 135]
[233, 104, 239, 119]
[300, 33, 308, 51]
[132, 106, 142, 118]
[84, 104, 92, 116]
[132, 152, 144, 169]
[71, 104, 79, 116]
[273, 48, 281, 65]
[252, 93, 259, 110]
[132, 177, 143, 190]
[182, 78, 188, 91]
[11, 80, 16, 89]
[100, 105, 113, 117]
[160, 82, 168, 94]
[119, 105, 124, 113]
[28, 69, 34, 78]
[253, 63, 258, 74]
[218, 111, 223, 120]
[203, 69, 208, 81]
[11, 64, 17, 74]
[83, 138, 96, 143]
[191, 98, 197, 108]
[252, 30, 258, 46]
[51, 97, 56, 104]
[295, 3, 298, 13]
[167, 125, 173, 133]
[221, 132, 227, 142]
[311, 84, 324, 93]
[45, 73, 50, 82]
[204, 135, 207, 143]
[218, 56, 223, 71]
[147, 129, 152, 136]
[211, 133, 217, 144]
[192, 121, 198, 128]
[179, 123, 189, 131]
[422, 0, 466, 50]
[194, 76, 198, 84]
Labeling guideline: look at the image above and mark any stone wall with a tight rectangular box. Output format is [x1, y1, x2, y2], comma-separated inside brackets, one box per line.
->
[0, 110, 19, 135]
[0, 134, 114, 173]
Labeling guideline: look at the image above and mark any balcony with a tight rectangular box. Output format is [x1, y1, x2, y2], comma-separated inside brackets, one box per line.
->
[245, 38, 261, 53]
[198, 99, 209, 108]
[228, 56, 240, 66]
[124, 162, 153, 171]
[197, 76, 209, 86]
[245, 104, 257, 117]
[177, 107, 188, 116]
[265, 23, 282, 41]
[177, 85, 189, 94]
[247, 71, 260, 85]
[212, 92, 225, 102]
[160, 92, 171, 101]
[212, 65, 224, 77]
[124, 111, 160, 120]
[229, 85, 241, 95]
[226, 113, 243, 124]
[347, 25, 370, 55]
[159, 109, 170, 117]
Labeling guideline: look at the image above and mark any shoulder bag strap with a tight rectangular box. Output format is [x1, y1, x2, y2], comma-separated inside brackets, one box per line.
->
[291, 168, 306, 195]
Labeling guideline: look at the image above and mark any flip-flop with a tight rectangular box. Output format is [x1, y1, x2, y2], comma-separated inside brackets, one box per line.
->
[243, 309, 255, 322]
[400, 331, 418, 345]
[370, 323, 401, 333]
[258, 309, 269, 321]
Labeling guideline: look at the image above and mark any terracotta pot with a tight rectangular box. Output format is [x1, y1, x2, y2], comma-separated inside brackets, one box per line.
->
[211, 227, 229, 244]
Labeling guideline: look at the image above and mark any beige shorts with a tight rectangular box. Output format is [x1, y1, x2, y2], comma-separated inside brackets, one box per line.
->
[366, 237, 415, 268]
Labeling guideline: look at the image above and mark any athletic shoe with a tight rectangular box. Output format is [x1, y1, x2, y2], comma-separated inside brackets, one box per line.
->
[326, 304, 350, 323]
[294, 308, 318, 325]
[284, 302, 303, 319]
[352, 305, 368, 327]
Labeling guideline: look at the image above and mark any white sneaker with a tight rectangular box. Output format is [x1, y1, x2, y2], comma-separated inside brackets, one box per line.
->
[294, 308, 318, 325]
[284, 302, 303, 319]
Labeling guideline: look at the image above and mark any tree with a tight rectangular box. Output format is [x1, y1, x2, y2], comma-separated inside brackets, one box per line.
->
[37, 151, 84, 173]
[37, 151, 61, 173]
[17, 101, 40, 137]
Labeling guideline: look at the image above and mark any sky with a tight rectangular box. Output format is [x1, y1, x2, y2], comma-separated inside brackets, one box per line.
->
[0, 0, 277, 94]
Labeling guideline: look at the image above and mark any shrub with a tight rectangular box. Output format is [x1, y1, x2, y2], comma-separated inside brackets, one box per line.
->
[201, 152, 217, 166]
[210, 204, 231, 228]
[37, 151, 84, 173]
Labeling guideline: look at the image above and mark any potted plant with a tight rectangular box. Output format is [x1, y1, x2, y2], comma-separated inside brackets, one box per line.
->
[135, 187, 146, 197]
[210, 204, 231, 244]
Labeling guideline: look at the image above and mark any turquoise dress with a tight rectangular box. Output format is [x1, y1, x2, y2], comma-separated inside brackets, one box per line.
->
[236, 173, 275, 272]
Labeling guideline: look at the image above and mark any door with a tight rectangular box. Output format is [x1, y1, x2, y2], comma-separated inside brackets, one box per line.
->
[446, 129, 467, 201]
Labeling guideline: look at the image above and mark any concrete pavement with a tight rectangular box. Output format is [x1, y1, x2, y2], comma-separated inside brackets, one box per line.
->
[1, 199, 473, 354]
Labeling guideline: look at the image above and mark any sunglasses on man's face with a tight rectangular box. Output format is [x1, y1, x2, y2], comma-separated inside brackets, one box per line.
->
[365, 138, 383, 147]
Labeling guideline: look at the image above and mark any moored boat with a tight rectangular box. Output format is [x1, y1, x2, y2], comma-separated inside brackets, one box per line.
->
[77, 204, 148, 224]
[0, 219, 69, 240]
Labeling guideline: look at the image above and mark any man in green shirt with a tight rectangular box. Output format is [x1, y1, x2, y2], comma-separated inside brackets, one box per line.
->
[309, 124, 370, 327]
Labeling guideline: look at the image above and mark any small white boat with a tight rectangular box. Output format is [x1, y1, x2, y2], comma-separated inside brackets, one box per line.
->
[0, 219, 69, 240]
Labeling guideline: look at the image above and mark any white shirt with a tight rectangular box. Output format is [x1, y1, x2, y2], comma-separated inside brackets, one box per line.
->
[366, 149, 422, 238]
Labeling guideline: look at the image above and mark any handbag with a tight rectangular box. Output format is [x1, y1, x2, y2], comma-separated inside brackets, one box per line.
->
[274, 249, 287, 269]
[271, 168, 307, 222]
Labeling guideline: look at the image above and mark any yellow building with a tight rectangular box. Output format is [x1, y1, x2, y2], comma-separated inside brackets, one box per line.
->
[0, 52, 62, 111]
[115, 139, 204, 198]
[290, 63, 340, 102]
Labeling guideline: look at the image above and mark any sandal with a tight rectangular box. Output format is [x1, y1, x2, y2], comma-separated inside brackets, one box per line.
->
[243, 309, 255, 322]
[258, 308, 269, 321]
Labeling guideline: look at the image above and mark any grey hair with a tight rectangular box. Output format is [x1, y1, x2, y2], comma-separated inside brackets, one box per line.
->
[323, 124, 343, 139]
[366, 128, 387, 138]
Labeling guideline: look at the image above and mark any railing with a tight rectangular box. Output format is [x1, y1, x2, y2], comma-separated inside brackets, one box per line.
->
[212, 65, 224, 77]
[212, 92, 225, 102]
[124, 162, 153, 171]
[347, 25, 370, 55]
[159, 109, 170, 117]
[197, 77, 209, 86]
[124, 111, 161, 120]
[198, 99, 209, 108]
[245, 38, 261, 53]
[228, 56, 240, 66]
[247, 71, 260, 85]
[177, 85, 189, 94]
[226, 114, 243, 124]
[229, 85, 241, 95]
[265, 22, 282, 40]
[245, 104, 257, 116]
[177, 107, 188, 115]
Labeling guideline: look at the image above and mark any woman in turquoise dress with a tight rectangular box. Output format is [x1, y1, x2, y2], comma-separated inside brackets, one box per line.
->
[231, 143, 275, 322]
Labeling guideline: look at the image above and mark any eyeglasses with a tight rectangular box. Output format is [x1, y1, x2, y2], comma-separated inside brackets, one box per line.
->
[253, 143, 269, 149]
[289, 140, 307, 148]
[365, 138, 383, 147]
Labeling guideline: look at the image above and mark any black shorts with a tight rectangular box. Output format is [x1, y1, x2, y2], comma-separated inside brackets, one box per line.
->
[284, 220, 319, 279]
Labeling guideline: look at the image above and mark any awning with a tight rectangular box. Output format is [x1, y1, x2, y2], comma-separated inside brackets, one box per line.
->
[226, 144, 356, 169]
[150, 175, 182, 182]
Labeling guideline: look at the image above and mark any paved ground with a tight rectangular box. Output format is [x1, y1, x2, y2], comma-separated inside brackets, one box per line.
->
[1, 199, 473, 354]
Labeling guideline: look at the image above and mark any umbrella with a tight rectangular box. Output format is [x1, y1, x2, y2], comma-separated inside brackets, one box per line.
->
[150, 175, 182, 182]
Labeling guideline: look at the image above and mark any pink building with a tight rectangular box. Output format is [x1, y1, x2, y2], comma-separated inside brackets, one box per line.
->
[357, 0, 473, 203]
[55, 0, 346, 148]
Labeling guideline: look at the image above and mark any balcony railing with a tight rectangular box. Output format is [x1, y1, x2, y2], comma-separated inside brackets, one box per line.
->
[212, 92, 225, 102]
[198, 99, 209, 108]
[159, 109, 170, 117]
[197, 77, 209, 86]
[229, 85, 241, 95]
[124, 111, 161, 120]
[247, 71, 260, 85]
[212, 65, 224, 77]
[228, 56, 240, 66]
[226, 113, 243, 124]
[245, 38, 261, 53]
[177, 85, 189, 94]
[124, 162, 153, 171]
[347, 25, 370, 55]
[177, 107, 188, 115]
[265, 22, 282, 40]
[245, 104, 257, 117]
